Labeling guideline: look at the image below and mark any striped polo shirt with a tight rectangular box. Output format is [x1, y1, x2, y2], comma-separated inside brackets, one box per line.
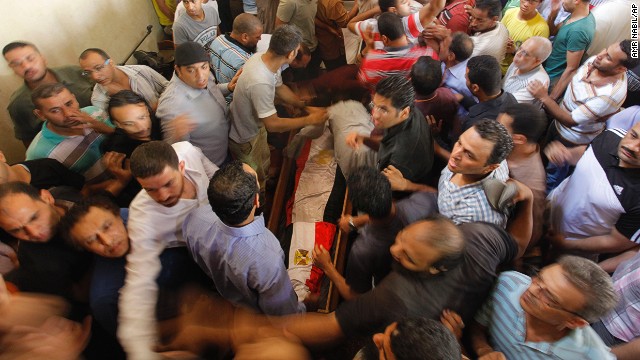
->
[354, 11, 425, 50]
[358, 44, 436, 89]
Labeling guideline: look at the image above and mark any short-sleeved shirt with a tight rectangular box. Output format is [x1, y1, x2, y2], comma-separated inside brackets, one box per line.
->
[276, 0, 318, 51]
[7, 66, 93, 141]
[475, 271, 616, 360]
[91, 65, 168, 110]
[25, 106, 112, 182]
[353, 11, 425, 50]
[602, 250, 640, 342]
[415, 87, 460, 149]
[173, 6, 221, 47]
[378, 107, 434, 184]
[229, 52, 282, 144]
[544, 13, 596, 81]
[358, 45, 437, 90]
[470, 22, 509, 64]
[500, 9, 549, 73]
[17, 158, 85, 190]
[335, 222, 517, 336]
[156, 73, 230, 166]
[438, 161, 510, 228]
[437, 0, 474, 34]
[209, 34, 255, 85]
[555, 56, 627, 144]
[463, 91, 518, 131]
[503, 64, 550, 105]
[548, 129, 640, 243]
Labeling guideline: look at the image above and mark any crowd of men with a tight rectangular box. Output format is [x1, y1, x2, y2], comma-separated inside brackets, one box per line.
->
[1, 0, 640, 359]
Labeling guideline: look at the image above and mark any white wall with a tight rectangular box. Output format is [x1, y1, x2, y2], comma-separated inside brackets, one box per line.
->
[0, 0, 163, 163]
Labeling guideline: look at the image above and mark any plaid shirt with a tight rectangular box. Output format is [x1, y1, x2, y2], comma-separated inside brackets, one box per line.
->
[602, 251, 640, 342]
[438, 161, 509, 228]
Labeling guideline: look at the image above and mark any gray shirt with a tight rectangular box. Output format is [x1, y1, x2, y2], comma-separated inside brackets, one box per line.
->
[229, 53, 282, 143]
[156, 73, 230, 166]
[91, 65, 169, 110]
[173, 5, 221, 47]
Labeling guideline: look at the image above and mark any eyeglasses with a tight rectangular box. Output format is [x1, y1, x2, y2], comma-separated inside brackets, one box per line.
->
[81, 58, 111, 77]
[368, 101, 389, 115]
[531, 273, 583, 318]
[515, 48, 535, 59]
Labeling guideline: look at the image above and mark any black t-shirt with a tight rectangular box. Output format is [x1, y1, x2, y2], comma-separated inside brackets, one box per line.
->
[19, 158, 84, 190]
[463, 91, 518, 131]
[377, 107, 434, 185]
[335, 222, 518, 337]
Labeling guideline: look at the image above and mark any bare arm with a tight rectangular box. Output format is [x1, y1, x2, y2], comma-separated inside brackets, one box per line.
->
[419, 0, 446, 27]
[347, 7, 381, 34]
[275, 84, 306, 109]
[546, 0, 562, 36]
[552, 227, 638, 254]
[599, 247, 640, 273]
[312, 245, 360, 301]
[281, 312, 345, 347]
[382, 165, 437, 193]
[470, 321, 506, 359]
[549, 50, 585, 101]
[528, 80, 577, 128]
[260, 109, 327, 133]
[612, 337, 640, 360]
[506, 179, 534, 259]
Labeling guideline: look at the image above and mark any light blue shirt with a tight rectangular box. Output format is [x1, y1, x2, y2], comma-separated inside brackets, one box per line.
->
[182, 205, 305, 315]
[476, 271, 616, 360]
[442, 59, 475, 118]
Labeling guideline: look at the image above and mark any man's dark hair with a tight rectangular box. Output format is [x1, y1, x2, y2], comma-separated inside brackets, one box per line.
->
[108, 90, 153, 121]
[232, 13, 263, 35]
[619, 40, 640, 69]
[59, 194, 120, 247]
[207, 161, 258, 225]
[0, 181, 41, 203]
[269, 24, 303, 56]
[467, 55, 502, 95]
[473, 119, 514, 164]
[500, 103, 547, 143]
[375, 74, 415, 110]
[130, 141, 179, 179]
[347, 166, 392, 219]
[379, 0, 398, 12]
[449, 32, 474, 62]
[377, 12, 404, 41]
[2, 41, 38, 56]
[295, 43, 311, 61]
[411, 56, 443, 96]
[79, 48, 110, 61]
[391, 317, 462, 360]
[475, 0, 502, 18]
[31, 82, 68, 106]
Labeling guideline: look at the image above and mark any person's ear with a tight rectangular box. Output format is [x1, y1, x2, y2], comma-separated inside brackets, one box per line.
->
[0, 151, 7, 163]
[254, 192, 260, 209]
[563, 316, 588, 330]
[482, 163, 500, 175]
[399, 106, 410, 120]
[33, 108, 46, 121]
[512, 134, 527, 145]
[178, 160, 186, 175]
[174, 65, 181, 76]
[40, 189, 55, 205]
[470, 83, 480, 94]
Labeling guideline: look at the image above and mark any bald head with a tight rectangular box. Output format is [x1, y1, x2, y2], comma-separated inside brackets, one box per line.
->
[231, 14, 263, 50]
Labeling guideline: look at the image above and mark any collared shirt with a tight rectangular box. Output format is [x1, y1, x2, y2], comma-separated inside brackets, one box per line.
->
[183, 205, 305, 315]
[476, 271, 616, 360]
[555, 56, 627, 144]
[91, 65, 168, 110]
[210, 34, 255, 85]
[503, 64, 550, 104]
[8, 66, 93, 141]
[156, 73, 230, 166]
[443, 59, 475, 118]
[438, 161, 510, 228]
[25, 106, 112, 182]
[602, 250, 640, 342]
[470, 22, 509, 63]
[118, 142, 218, 360]
[377, 107, 434, 184]
[463, 91, 518, 131]
[548, 129, 640, 242]
[607, 105, 640, 130]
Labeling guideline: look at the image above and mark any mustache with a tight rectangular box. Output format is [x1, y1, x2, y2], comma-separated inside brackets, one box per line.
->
[622, 146, 637, 158]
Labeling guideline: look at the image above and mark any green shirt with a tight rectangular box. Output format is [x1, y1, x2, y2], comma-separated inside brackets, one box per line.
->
[544, 13, 595, 80]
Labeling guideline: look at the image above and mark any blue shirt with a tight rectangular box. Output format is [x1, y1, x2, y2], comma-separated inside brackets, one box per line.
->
[182, 205, 305, 315]
[476, 271, 615, 360]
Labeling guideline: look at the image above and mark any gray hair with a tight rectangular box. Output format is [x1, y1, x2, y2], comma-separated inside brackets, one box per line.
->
[269, 25, 303, 56]
[527, 36, 552, 62]
[558, 256, 618, 322]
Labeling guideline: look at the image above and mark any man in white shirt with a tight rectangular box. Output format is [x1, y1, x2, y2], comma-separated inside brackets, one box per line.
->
[117, 140, 217, 360]
[468, 0, 509, 63]
[502, 36, 552, 104]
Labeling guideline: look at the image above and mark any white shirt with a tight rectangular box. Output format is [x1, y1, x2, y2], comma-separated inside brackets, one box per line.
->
[503, 64, 550, 104]
[117, 142, 218, 360]
[471, 22, 509, 63]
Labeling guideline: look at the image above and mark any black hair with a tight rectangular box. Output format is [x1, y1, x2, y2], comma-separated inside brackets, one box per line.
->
[473, 118, 514, 165]
[31, 82, 68, 107]
[347, 166, 392, 219]
[411, 56, 443, 96]
[391, 317, 462, 360]
[2, 41, 37, 56]
[467, 55, 502, 95]
[500, 103, 547, 143]
[208, 161, 258, 225]
[79, 48, 110, 61]
[0, 181, 41, 203]
[379, 0, 399, 12]
[108, 90, 154, 123]
[449, 32, 474, 62]
[475, 0, 502, 18]
[59, 194, 120, 246]
[619, 40, 640, 69]
[375, 74, 415, 111]
[377, 12, 405, 41]
[130, 141, 179, 179]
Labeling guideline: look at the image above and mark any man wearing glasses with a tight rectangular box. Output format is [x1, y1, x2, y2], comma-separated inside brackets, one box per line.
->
[78, 48, 168, 112]
[502, 36, 551, 105]
[471, 256, 618, 359]
[467, 0, 509, 64]
[3, 41, 93, 148]
[499, 0, 549, 74]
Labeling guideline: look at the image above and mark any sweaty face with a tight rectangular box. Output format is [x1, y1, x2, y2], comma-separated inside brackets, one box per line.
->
[70, 206, 130, 258]
[468, 8, 495, 33]
[448, 127, 496, 175]
[618, 123, 640, 168]
[593, 43, 627, 75]
[79, 52, 114, 85]
[5, 46, 48, 83]
[389, 223, 443, 272]
[176, 62, 210, 89]
[183, 0, 204, 17]
[519, 264, 587, 327]
[111, 103, 153, 141]
[370, 94, 407, 130]
[34, 88, 82, 128]
[137, 164, 185, 207]
[0, 193, 59, 242]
